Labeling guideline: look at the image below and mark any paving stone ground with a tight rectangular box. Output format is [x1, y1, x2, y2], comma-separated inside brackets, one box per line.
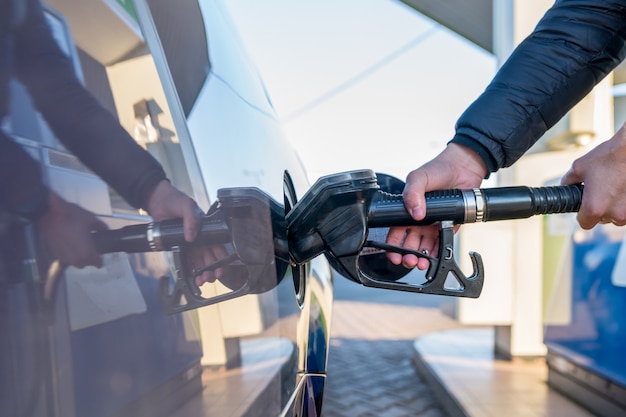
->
[320, 300, 463, 417]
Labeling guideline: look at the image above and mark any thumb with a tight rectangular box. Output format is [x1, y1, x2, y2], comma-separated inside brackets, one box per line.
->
[403, 170, 429, 221]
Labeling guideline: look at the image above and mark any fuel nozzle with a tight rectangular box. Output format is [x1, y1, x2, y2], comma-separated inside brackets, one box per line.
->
[287, 169, 582, 299]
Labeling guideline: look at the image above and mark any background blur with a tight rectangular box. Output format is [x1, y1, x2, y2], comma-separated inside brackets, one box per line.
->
[224, 0, 496, 182]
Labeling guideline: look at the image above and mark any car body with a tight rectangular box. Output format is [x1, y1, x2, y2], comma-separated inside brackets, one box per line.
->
[0, 0, 333, 416]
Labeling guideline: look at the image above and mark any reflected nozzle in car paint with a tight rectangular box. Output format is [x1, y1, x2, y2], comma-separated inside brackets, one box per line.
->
[93, 187, 289, 314]
[92, 169, 583, 311]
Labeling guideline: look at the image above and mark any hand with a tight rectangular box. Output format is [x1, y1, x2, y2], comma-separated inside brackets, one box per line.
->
[184, 244, 229, 287]
[561, 124, 626, 229]
[386, 143, 487, 269]
[146, 180, 224, 285]
[37, 191, 108, 268]
[146, 180, 203, 241]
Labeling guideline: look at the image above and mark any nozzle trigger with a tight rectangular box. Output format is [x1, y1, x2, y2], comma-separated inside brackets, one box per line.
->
[340, 221, 484, 298]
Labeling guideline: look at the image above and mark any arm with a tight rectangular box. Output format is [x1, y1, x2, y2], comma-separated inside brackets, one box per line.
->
[6, 0, 208, 272]
[393, 0, 626, 267]
[13, 0, 166, 210]
[453, 0, 626, 173]
[0, 131, 47, 220]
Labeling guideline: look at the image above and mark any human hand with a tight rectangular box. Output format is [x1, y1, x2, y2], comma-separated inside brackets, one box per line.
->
[146, 180, 224, 285]
[37, 191, 108, 268]
[386, 143, 487, 269]
[184, 244, 229, 287]
[146, 180, 204, 241]
[561, 124, 626, 229]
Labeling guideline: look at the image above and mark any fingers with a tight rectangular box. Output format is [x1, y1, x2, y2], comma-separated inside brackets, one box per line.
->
[89, 216, 109, 233]
[386, 225, 438, 270]
[54, 234, 102, 269]
[75, 208, 108, 268]
[562, 158, 596, 228]
[411, 230, 437, 271]
[576, 194, 626, 229]
[387, 167, 435, 269]
[73, 245, 103, 269]
[577, 198, 602, 230]
[38, 192, 106, 268]
[66, 223, 105, 269]
[404, 170, 429, 221]
[560, 166, 583, 186]
[401, 226, 438, 270]
[385, 227, 406, 265]
[188, 245, 228, 287]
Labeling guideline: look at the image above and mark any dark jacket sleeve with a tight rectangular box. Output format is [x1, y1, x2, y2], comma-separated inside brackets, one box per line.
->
[12, 0, 167, 210]
[0, 130, 49, 219]
[451, 0, 626, 175]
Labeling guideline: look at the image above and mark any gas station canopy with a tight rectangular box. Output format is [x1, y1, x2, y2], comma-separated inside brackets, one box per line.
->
[400, 0, 493, 52]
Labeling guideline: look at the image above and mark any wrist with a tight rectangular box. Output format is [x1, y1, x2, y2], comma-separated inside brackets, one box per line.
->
[444, 143, 489, 181]
[145, 180, 171, 216]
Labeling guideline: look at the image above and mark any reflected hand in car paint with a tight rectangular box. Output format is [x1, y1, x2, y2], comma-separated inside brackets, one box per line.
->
[93, 186, 290, 313]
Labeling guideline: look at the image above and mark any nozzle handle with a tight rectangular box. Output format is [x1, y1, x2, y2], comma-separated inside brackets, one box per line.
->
[367, 184, 583, 227]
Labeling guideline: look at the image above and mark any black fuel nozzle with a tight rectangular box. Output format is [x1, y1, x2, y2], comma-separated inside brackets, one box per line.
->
[287, 169, 583, 299]
[285, 169, 477, 297]
[92, 187, 289, 314]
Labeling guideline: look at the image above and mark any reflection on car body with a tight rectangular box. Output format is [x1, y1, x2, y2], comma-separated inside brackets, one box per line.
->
[92, 185, 291, 314]
[0, 0, 333, 416]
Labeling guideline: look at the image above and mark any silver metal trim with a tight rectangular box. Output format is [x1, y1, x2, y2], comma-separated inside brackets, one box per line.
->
[461, 189, 477, 223]
[147, 222, 162, 251]
[473, 188, 485, 222]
